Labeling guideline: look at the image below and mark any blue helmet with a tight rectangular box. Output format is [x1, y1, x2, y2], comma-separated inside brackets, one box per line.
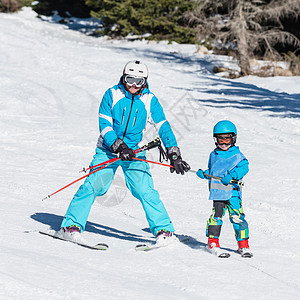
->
[213, 120, 237, 137]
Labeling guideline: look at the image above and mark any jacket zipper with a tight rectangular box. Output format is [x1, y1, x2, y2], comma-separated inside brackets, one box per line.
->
[132, 109, 138, 127]
[121, 107, 126, 125]
[122, 95, 134, 140]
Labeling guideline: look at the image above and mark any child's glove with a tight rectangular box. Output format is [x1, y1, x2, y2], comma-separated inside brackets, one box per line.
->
[196, 169, 209, 179]
[221, 173, 233, 185]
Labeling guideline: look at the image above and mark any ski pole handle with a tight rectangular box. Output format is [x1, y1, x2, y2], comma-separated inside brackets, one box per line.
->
[138, 137, 161, 152]
[189, 169, 244, 187]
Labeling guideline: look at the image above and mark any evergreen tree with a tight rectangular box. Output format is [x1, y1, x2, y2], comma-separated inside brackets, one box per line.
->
[32, 0, 90, 18]
[86, 0, 195, 43]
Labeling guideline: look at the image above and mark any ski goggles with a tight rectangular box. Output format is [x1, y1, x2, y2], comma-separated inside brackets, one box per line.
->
[215, 135, 232, 145]
[124, 75, 145, 87]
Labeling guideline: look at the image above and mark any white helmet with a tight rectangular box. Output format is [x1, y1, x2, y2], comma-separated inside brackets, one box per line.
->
[123, 60, 148, 79]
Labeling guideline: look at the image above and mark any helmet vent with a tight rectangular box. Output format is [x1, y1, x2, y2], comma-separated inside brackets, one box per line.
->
[123, 60, 148, 78]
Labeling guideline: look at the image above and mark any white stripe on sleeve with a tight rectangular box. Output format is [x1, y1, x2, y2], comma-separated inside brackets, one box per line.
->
[100, 126, 114, 138]
[154, 119, 167, 132]
[99, 113, 113, 125]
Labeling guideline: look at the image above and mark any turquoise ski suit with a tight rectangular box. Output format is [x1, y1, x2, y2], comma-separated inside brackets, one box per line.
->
[61, 79, 177, 235]
[204, 146, 250, 241]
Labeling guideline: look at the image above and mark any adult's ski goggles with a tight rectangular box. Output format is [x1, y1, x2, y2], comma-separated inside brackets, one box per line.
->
[124, 75, 146, 87]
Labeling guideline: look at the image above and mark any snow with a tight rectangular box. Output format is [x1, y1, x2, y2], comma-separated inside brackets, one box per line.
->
[1, 7, 300, 299]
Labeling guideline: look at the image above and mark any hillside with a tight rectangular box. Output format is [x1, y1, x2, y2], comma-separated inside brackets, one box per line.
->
[0, 7, 300, 300]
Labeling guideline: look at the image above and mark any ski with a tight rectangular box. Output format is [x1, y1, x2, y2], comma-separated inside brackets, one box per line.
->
[39, 230, 109, 250]
[205, 246, 231, 258]
[135, 236, 190, 252]
[238, 248, 253, 258]
[135, 243, 161, 252]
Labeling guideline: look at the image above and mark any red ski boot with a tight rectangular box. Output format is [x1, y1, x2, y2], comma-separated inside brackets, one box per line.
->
[207, 238, 230, 258]
[208, 238, 220, 249]
[238, 239, 253, 258]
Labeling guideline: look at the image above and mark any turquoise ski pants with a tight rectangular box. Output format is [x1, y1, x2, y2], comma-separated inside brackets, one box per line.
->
[61, 147, 174, 236]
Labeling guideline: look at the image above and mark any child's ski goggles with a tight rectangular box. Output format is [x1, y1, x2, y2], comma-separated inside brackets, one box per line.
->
[124, 75, 145, 87]
[215, 135, 232, 145]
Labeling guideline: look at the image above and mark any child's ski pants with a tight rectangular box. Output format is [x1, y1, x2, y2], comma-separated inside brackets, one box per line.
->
[206, 197, 249, 241]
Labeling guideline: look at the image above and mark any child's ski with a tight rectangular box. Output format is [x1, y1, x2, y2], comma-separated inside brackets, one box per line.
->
[206, 246, 231, 258]
[39, 230, 109, 250]
[238, 248, 253, 258]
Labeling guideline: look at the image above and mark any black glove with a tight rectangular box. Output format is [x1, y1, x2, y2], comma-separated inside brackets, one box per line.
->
[167, 147, 190, 175]
[111, 139, 135, 161]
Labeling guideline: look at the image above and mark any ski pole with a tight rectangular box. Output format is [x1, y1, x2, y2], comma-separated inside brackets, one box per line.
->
[132, 157, 173, 168]
[42, 160, 117, 201]
[43, 137, 162, 200]
[80, 156, 119, 173]
[188, 169, 244, 186]
[132, 158, 244, 187]
[81, 137, 162, 173]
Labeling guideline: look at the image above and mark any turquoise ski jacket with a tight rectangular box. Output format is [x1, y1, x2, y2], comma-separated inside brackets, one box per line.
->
[96, 79, 177, 151]
[206, 146, 249, 200]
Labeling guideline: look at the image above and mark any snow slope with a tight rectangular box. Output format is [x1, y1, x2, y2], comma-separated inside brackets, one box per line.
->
[1, 7, 300, 300]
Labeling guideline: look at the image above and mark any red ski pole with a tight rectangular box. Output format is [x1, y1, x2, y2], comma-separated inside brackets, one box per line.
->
[42, 160, 118, 201]
[43, 137, 162, 200]
[133, 157, 172, 168]
[81, 137, 162, 173]
[80, 156, 119, 173]
[133, 158, 244, 186]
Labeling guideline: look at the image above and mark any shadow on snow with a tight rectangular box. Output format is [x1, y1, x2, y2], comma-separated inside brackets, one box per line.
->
[36, 18, 300, 118]
[31, 212, 153, 243]
[191, 76, 300, 119]
[113, 47, 300, 118]
[35, 19, 300, 118]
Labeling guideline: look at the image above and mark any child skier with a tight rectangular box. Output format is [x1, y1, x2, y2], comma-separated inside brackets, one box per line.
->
[197, 120, 253, 257]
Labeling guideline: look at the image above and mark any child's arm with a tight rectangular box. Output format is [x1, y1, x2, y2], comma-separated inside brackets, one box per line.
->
[196, 152, 212, 179]
[221, 159, 249, 185]
[230, 159, 249, 180]
[196, 168, 210, 179]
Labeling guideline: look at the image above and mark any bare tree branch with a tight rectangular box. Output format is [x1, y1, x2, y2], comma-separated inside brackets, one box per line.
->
[187, 0, 300, 75]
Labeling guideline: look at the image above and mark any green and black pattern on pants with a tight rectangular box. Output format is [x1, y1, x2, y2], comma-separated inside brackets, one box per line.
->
[206, 197, 249, 241]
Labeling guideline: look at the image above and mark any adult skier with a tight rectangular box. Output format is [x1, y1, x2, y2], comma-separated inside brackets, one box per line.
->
[197, 120, 253, 257]
[60, 60, 190, 245]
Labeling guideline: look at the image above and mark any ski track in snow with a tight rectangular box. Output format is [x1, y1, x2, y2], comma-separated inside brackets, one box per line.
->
[0, 7, 300, 300]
